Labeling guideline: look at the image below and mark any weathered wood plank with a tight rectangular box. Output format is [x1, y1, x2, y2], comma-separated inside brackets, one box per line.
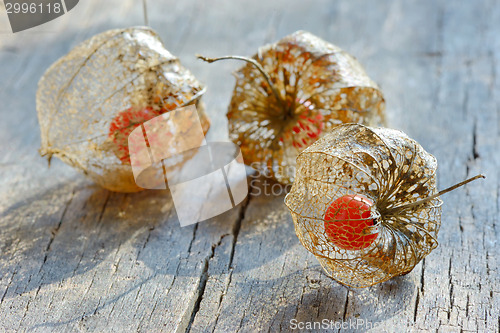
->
[0, 0, 498, 332]
[409, 1, 499, 332]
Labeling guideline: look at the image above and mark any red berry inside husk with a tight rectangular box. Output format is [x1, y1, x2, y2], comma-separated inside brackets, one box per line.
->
[324, 194, 378, 250]
[280, 98, 324, 150]
[108, 106, 162, 164]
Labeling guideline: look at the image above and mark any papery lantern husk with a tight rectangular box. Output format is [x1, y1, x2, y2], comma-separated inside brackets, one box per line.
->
[285, 124, 442, 288]
[37, 27, 210, 192]
[226, 31, 386, 184]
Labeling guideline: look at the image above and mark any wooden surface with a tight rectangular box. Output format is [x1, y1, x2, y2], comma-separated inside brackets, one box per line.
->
[0, 0, 498, 332]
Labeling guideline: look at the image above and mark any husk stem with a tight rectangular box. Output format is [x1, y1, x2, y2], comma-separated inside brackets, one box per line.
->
[197, 54, 286, 110]
[391, 174, 485, 212]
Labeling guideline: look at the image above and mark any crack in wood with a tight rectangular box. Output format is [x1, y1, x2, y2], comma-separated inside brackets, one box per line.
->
[472, 121, 480, 160]
[186, 254, 210, 332]
[414, 289, 420, 323]
[342, 290, 349, 322]
[188, 195, 251, 332]
[41, 189, 77, 268]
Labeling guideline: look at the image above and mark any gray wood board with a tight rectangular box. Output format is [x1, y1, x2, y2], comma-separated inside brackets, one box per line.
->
[0, 0, 498, 332]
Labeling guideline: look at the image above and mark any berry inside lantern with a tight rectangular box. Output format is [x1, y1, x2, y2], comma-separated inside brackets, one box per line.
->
[285, 123, 484, 287]
[324, 194, 378, 251]
[198, 30, 385, 184]
[37, 27, 210, 192]
[108, 106, 163, 164]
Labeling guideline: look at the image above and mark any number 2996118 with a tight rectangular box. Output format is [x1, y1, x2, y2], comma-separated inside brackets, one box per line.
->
[5, 2, 62, 14]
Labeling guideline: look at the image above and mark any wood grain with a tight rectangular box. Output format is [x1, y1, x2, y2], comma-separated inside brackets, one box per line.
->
[0, 0, 498, 332]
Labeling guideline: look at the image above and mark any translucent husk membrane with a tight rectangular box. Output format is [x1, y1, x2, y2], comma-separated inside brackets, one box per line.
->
[285, 124, 443, 288]
[37, 26, 210, 192]
[224, 30, 386, 184]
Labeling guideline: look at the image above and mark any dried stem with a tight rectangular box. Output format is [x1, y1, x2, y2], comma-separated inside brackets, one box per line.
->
[196, 54, 285, 109]
[393, 174, 485, 212]
[142, 0, 149, 26]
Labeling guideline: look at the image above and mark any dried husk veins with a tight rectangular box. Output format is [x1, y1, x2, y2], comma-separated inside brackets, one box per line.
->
[285, 123, 442, 288]
[225, 31, 386, 184]
[37, 27, 209, 192]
